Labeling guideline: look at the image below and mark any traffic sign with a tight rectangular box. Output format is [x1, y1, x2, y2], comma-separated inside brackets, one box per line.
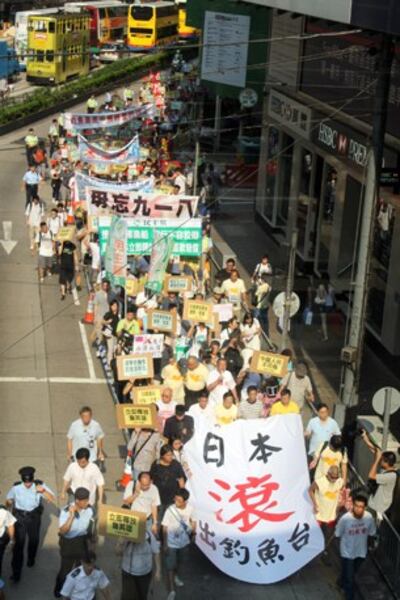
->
[372, 387, 400, 416]
[272, 292, 300, 319]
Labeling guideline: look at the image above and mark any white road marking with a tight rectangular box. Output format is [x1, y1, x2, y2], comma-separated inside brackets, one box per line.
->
[0, 221, 17, 255]
[78, 321, 97, 380]
[0, 376, 106, 384]
[72, 287, 80, 306]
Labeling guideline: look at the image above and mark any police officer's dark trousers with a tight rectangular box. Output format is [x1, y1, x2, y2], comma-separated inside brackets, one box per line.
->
[0, 532, 10, 576]
[12, 507, 42, 578]
[54, 535, 88, 595]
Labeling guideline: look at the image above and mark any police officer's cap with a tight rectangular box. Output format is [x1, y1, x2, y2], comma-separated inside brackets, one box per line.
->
[19, 466, 35, 482]
[75, 487, 90, 500]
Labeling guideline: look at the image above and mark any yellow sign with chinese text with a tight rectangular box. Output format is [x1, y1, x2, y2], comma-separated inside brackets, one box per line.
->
[116, 403, 157, 429]
[132, 385, 161, 405]
[98, 504, 146, 542]
[183, 299, 213, 326]
[250, 351, 289, 378]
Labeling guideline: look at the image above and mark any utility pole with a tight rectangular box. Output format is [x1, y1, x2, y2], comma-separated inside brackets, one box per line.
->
[281, 228, 298, 352]
[341, 34, 394, 406]
[213, 94, 221, 153]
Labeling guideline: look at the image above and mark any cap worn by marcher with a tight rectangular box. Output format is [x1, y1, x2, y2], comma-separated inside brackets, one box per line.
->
[19, 466, 35, 482]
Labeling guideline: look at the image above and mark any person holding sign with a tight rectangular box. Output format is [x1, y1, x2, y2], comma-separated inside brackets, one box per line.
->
[270, 389, 300, 417]
[122, 472, 160, 536]
[220, 270, 248, 316]
[119, 528, 161, 600]
[162, 488, 196, 600]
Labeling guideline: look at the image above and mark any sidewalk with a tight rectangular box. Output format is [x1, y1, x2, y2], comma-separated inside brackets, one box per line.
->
[213, 190, 400, 431]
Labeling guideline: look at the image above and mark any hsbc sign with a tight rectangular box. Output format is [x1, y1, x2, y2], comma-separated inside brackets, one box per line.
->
[313, 118, 368, 168]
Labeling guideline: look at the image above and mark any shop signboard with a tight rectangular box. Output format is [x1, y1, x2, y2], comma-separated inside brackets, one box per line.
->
[268, 90, 312, 140]
[311, 115, 368, 170]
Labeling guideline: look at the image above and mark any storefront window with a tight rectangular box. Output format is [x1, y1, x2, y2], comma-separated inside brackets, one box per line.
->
[277, 133, 294, 226]
[264, 126, 279, 221]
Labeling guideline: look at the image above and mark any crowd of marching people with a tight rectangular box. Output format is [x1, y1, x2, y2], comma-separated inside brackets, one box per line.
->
[3, 58, 397, 600]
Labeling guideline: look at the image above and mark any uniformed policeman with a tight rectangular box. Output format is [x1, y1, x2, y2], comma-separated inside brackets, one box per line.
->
[54, 487, 95, 598]
[6, 466, 55, 582]
[60, 552, 111, 600]
[0, 503, 16, 576]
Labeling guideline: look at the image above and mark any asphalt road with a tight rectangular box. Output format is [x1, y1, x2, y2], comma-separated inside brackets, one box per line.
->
[0, 88, 343, 599]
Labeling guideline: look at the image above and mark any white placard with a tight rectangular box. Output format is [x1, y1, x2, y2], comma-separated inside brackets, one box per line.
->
[133, 334, 164, 359]
[201, 11, 250, 88]
[185, 416, 324, 583]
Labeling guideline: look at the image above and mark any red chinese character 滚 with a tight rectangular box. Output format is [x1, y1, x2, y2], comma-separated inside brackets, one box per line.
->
[208, 474, 294, 533]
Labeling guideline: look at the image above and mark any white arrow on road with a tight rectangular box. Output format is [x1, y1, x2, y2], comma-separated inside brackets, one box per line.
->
[0, 221, 18, 255]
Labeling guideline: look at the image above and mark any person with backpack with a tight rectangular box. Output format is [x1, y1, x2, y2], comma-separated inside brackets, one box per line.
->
[361, 430, 398, 521]
[162, 488, 196, 600]
[36, 221, 55, 283]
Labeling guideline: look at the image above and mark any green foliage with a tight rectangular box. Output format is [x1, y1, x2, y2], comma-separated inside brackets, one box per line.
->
[0, 52, 167, 126]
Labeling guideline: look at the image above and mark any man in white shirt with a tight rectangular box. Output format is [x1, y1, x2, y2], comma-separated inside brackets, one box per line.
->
[305, 403, 341, 456]
[173, 168, 187, 194]
[47, 208, 61, 237]
[122, 472, 160, 535]
[335, 494, 376, 600]
[187, 391, 215, 428]
[67, 406, 105, 464]
[25, 196, 44, 251]
[36, 221, 55, 282]
[157, 388, 177, 432]
[60, 553, 111, 600]
[61, 448, 104, 506]
[162, 488, 196, 599]
[206, 358, 238, 407]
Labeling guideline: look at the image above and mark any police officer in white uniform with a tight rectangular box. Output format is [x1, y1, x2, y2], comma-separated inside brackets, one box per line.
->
[54, 487, 95, 598]
[0, 503, 16, 575]
[60, 551, 111, 600]
[6, 466, 55, 582]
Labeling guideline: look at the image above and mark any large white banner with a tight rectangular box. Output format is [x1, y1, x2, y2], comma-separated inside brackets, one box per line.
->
[185, 415, 324, 583]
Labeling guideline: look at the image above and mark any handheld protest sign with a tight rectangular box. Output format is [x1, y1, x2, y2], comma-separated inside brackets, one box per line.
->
[212, 303, 233, 323]
[183, 299, 214, 326]
[116, 403, 157, 429]
[147, 309, 177, 334]
[133, 334, 164, 358]
[56, 226, 75, 243]
[165, 275, 192, 294]
[132, 385, 162, 405]
[250, 351, 289, 378]
[98, 504, 146, 543]
[116, 353, 154, 381]
[125, 278, 138, 297]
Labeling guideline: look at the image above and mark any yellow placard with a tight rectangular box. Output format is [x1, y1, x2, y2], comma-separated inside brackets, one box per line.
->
[98, 504, 146, 542]
[116, 353, 154, 381]
[116, 403, 157, 429]
[125, 278, 138, 297]
[56, 226, 75, 242]
[132, 385, 161, 405]
[183, 299, 214, 326]
[250, 351, 289, 378]
[147, 309, 177, 333]
[164, 276, 192, 293]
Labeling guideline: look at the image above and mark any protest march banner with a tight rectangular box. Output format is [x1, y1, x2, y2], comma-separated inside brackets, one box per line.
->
[116, 353, 154, 381]
[78, 134, 140, 165]
[98, 504, 146, 543]
[183, 299, 214, 326]
[132, 385, 162, 405]
[116, 404, 157, 429]
[98, 216, 202, 257]
[146, 230, 175, 294]
[250, 351, 289, 378]
[56, 226, 75, 243]
[73, 171, 154, 205]
[86, 187, 198, 219]
[164, 275, 192, 293]
[212, 303, 234, 323]
[147, 309, 177, 334]
[64, 103, 154, 131]
[104, 216, 127, 286]
[133, 334, 164, 359]
[185, 416, 324, 584]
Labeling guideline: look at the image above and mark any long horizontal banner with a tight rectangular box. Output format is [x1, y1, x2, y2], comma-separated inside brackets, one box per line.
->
[86, 187, 198, 219]
[73, 172, 154, 204]
[64, 103, 154, 131]
[78, 134, 140, 164]
[98, 216, 202, 257]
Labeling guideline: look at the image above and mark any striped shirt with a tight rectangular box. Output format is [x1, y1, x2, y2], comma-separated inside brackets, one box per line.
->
[238, 399, 264, 420]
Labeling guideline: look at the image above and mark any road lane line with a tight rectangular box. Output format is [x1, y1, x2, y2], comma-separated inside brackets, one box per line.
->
[0, 376, 106, 384]
[78, 322, 96, 380]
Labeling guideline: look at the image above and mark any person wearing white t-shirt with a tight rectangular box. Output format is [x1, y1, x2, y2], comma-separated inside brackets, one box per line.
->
[162, 488, 196, 598]
[123, 472, 160, 535]
[206, 358, 238, 407]
[36, 221, 55, 282]
[61, 448, 104, 506]
[187, 391, 215, 429]
[47, 208, 61, 237]
[136, 289, 158, 324]
[335, 495, 376, 600]
[67, 406, 105, 463]
[157, 388, 177, 432]
[25, 196, 44, 251]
